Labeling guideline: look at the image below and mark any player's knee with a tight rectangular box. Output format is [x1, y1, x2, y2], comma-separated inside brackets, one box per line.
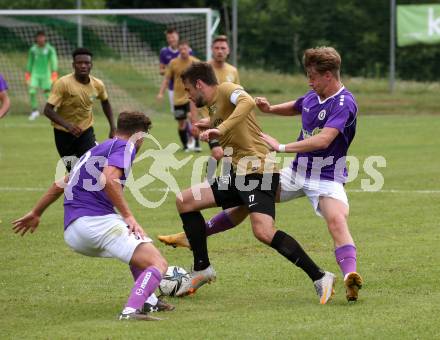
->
[175, 195, 185, 212]
[252, 224, 272, 245]
[211, 147, 223, 161]
[175, 190, 193, 213]
[327, 213, 348, 233]
[177, 120, 186, 130]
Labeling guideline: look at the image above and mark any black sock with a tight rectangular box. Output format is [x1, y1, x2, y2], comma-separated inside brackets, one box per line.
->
[180, 211, 210, 271]
[271, 230, 324, 281]
[195, 137, 200, 147]
[178, 129, 188, 149]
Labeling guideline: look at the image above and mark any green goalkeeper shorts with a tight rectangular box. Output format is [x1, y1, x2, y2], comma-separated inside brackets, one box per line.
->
[29, 74, 52, 93]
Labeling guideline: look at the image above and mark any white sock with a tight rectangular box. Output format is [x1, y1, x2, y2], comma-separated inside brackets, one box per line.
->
[122, 307, 136, 314]
[145, 293, 158, 306]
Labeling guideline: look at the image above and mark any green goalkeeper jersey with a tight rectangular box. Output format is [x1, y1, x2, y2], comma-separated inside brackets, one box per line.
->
[26, 43, 58, 77]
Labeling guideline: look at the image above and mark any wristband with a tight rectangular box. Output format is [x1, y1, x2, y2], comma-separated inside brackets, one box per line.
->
[278, 144, 286, 152]
[209, 139, 220, 149]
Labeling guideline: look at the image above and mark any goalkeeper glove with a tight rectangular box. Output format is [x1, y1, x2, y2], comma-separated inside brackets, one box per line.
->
[25, 72, 31, 84]
[51, 71, 58, 83]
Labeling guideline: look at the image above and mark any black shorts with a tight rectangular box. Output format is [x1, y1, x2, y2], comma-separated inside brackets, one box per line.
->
[174, 103, 190, 120]
[54, 126, 96, 171]
[210, 172, 280, 219]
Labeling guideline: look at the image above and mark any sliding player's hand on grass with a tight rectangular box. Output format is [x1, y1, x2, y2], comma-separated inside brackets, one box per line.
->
[12, 211, 40, 236]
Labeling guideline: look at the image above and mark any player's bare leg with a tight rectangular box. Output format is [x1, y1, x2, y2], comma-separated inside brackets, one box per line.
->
[319, 196, 363, 302]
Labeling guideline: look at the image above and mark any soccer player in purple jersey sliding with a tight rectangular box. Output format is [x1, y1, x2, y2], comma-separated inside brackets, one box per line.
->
[12, 111, 174, 320]
[0, 74, 10, 118]
[159, 47, 363, 302]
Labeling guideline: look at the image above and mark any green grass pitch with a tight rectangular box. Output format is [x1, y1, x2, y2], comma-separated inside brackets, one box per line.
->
[1, 74, 440, 338]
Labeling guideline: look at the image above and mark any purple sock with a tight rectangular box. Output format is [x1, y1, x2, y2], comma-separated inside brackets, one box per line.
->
[186, 121, 192, 138]
[205, 210, 235, 236]
[129, 264, 143, 281]
[335, 244, 357, 277]
[125, 266, 162, 311]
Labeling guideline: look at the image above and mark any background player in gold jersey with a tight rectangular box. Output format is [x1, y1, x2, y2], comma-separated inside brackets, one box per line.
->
[157, 40, 200, 152]
[209, 35, 240, 84]
[43, 48, 115, 171]
[172, 62, 334, 304]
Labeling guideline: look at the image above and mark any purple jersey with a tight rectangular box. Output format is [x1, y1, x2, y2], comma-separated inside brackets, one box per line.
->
[0, 74, 8, 92]
[63, 138, 136, 229]
[291, 87, 357, 183]
[159, 46, 179, 90]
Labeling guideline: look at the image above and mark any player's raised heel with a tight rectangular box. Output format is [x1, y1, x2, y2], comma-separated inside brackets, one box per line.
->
[157, 232, 191, 248]
[175, 265, 216, 297]
[344, 272, 363, 302]
[313, 271, 336, 305]
[118, 309, 162, 321]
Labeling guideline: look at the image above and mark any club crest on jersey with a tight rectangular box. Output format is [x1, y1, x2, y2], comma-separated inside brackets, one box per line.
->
[208, 104, 217, 115]
[318, 109, 326, 120]
[213, 118, 223, 127]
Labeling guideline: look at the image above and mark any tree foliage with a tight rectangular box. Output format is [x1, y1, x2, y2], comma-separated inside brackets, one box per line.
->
[236, 0, 440, 80]
[3, 0, 440, 80]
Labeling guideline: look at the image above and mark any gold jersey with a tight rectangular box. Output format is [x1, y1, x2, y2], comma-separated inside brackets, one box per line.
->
[209, 61, 240, 84]
[207, 82, 277, 175]
[166, 55, 199, 106]
[47, 73, 108, 132]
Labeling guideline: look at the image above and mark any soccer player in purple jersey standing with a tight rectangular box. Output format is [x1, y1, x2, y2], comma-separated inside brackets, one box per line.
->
[258, 47, 363, 302]
[0, 74, 10, 118]
[159, 27, 180, 111]
[12, 111, 174, 320]
[159, 47, 363, 303]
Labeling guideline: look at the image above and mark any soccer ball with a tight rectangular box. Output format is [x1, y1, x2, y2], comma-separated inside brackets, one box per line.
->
[159, 266, 190, 296]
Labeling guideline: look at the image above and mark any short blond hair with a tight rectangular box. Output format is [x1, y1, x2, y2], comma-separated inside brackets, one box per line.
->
[212, 35, 229, 45]
[303, 47, 341, 78]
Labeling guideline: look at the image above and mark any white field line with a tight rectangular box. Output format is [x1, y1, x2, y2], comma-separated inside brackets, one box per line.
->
[1, 187, 440, 194]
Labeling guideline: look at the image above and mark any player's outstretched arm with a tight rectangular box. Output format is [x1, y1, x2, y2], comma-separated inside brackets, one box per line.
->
[261, 127, 339, 153]
[255, 97, 299, 116]
[12, 176, 67, 236]
[101, 166, 146, 239]
[101, 99, 116, 138]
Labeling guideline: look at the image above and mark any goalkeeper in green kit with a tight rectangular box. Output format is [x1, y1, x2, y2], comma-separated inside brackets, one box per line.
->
[26, 31, 58, 121]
